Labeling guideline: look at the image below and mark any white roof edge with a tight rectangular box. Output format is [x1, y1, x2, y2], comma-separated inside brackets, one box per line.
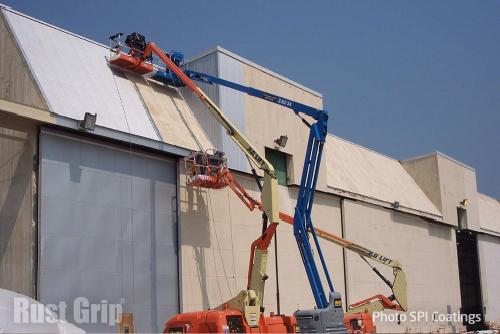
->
[3, 5, 322, 99]
[187, 45, 323, 98]
[53, 115, 190, 157]
[327, 133, 399, 162]
[478, 192, 500, 203]
[186, 46, 219, 64]
[1, 5, 108, 49]
[403, 151, 475, 171]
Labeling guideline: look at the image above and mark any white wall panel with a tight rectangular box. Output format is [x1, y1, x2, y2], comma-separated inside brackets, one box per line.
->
[40, 131, 178, 333]
[217, 52, 248, 172]
[478, 234, 500, 325]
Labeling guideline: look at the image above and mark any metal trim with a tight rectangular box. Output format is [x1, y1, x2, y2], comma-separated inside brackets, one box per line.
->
[326, 186, 443, 222]
[176, 159, 183, 313]
[52, 114, 190, 157]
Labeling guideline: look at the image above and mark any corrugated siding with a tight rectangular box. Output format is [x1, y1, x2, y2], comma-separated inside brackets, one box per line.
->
[39, 131, 178, 333]
[217, 52, 248, 172]
[182, 53, 222, 150]
[3, 9, 159, 140]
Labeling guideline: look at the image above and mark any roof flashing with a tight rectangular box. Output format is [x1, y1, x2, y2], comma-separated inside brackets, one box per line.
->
[1, 5, 108, 49]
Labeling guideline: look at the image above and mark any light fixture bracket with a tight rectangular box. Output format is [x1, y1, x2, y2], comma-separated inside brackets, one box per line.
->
[80, 112, 97, 131]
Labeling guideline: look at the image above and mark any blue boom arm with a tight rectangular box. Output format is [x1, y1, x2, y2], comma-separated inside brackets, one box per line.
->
[184, 70, 324, 120]
[182, 69, 334, 309]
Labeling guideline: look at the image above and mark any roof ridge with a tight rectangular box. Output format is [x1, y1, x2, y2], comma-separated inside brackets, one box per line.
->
[478, 192, 500, 203]
[1, 5, 108, 49]
[327, 133, 399, 162]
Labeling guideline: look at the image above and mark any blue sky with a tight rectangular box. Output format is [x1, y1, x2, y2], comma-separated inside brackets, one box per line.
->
[4, 0, 499, 198]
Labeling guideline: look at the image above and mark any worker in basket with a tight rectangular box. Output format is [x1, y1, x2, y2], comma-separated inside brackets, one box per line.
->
[187, 149, 228, 188]
[207, 150, 226, 176]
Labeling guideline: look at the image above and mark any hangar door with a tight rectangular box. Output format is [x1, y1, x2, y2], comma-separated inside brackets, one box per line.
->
[39, 130, 178, 333]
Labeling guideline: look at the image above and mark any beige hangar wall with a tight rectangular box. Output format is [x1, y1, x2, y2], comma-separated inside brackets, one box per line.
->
[0, 11, 49, 297]
[401, 154, 443, 214]
[342, 199, 462, 333]
[0, 113, 38, 297]
[177, 49, 349, 316]
[0, 13, 48, 110]
[436, 154, 480, 231]
[242, 61, 329, 190]
[178, 167, 346, 316]
[478, 192, 500, 236]
[402, 152, 481, 231]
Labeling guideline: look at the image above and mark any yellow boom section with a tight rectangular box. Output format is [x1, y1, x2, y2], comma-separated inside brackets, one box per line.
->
[140, 42, 280, 225]
[191, 86, 280, 224]
[141, 42, 280, 327]
[279, 212, 408, 314]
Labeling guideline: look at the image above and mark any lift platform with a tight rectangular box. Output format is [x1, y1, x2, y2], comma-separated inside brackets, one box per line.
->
[184, 149, 228, 189]
[184, 149, 263, 212]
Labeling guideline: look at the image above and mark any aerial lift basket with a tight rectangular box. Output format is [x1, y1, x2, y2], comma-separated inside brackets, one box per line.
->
[184, 149, 229, 189]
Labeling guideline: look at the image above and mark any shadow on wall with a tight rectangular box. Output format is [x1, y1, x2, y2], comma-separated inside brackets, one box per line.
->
[390, 209, 452, 240]
[0, 129, 31, 292]
[390, 210, 423, 228]
[129, 73, 216, 151]
[168, 88, 205, 152]
[146, 80, 203, 147]
[427, 222, 452, 240]
[181, 184, 211, 309]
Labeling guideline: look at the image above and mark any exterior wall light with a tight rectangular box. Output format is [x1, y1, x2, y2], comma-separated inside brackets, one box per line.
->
[80, 112, 97, 131]
[274, 135, 288, 148]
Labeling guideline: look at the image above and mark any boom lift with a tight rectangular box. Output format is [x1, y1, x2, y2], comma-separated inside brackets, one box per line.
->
[108, 33, 406, 333]
[109, 32, 283, 331]
[177, 70, 407, 332]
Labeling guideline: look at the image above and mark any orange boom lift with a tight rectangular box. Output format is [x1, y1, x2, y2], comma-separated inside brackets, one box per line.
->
[108, 33, 407, 334]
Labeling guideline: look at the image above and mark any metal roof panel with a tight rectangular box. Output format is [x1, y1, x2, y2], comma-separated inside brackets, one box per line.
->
[2, 8, 160, 140]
